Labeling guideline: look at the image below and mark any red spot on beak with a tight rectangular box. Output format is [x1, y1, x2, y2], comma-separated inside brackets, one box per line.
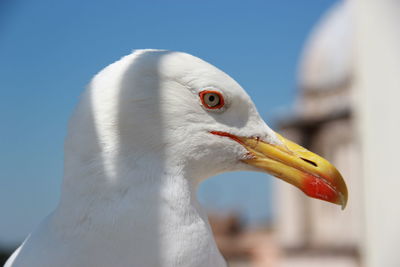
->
[302, 174, 339, 203]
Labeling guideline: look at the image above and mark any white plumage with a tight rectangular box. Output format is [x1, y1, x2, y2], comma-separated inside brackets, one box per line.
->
[6, 50, 279, 267]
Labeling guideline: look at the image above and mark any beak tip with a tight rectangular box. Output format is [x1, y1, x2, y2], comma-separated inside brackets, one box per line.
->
[339, 191, 348, 210]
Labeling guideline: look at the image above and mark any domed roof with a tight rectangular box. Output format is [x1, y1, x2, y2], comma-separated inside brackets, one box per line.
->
[299, 1, 353, 92]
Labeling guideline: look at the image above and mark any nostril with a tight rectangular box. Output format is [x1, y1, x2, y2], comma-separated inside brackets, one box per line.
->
[300, 157, 318, 167]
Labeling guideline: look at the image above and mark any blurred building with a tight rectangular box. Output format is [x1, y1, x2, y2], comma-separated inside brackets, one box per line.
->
[209, 214, 279, 267]
[353, 0, 400, 266]
[275, 1, 362, 266]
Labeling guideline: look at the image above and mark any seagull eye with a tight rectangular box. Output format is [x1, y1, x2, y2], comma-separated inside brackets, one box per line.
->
[199, 90, 224, 109]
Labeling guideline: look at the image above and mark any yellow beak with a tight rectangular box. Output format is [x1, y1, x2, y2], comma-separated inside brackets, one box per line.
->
[211, 131, 348, 209]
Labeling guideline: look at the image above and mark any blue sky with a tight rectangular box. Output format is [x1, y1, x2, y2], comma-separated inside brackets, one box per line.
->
[0, 0, 336, 247]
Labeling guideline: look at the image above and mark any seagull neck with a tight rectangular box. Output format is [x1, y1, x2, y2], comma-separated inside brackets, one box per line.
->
[59, 157, 204, 213]
[55, 163, 225, 267]
[60, 155, 204, 221]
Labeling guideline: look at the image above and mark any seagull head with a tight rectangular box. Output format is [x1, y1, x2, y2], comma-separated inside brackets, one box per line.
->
[67, 49, 347, 208]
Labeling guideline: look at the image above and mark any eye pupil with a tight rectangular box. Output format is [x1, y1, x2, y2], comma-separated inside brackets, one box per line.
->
[205, 93, 220, 107]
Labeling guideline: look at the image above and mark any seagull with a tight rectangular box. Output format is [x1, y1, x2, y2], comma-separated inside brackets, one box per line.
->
[5, 50, 347, 267]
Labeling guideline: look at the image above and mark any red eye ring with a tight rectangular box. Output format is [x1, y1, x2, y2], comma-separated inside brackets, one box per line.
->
[199, 90, 225, 110]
